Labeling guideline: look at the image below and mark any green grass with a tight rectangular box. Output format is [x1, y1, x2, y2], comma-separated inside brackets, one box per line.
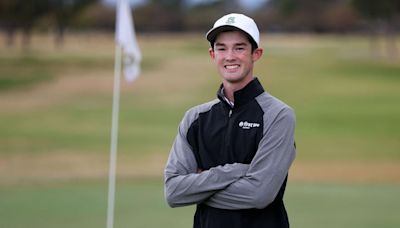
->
[260, 36, 400, 160]
[1, 34, 399, 160]
[0, 179, 193, 228]
[0, 179, 399, 228]
[0, 34, 399, 227]
[286, 182, 400, 228]
[0, 52, 113, 91]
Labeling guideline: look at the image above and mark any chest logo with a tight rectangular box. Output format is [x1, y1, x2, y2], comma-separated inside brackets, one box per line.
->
[239, 121, 260, 130]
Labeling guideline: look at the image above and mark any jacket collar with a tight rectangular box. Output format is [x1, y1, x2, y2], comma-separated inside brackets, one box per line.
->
[217, 77, 265, 108]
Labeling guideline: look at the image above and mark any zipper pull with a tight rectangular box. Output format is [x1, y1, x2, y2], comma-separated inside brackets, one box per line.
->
[229, 109, 232, 117]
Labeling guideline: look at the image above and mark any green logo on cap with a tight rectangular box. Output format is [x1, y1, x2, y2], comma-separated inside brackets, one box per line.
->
[226, 17, 235, 24]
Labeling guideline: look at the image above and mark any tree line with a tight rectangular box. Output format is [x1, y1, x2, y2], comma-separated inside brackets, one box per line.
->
[0, 0, 98, 47]
[1, 0, 399, 49]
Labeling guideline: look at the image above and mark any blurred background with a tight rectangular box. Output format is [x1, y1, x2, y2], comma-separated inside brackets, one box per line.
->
[0, 0, 399, 227]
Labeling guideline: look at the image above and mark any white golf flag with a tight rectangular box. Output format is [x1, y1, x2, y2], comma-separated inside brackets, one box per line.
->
[116, 0, 141, 81]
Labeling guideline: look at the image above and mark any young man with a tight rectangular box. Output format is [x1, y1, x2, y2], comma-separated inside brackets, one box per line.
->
[164, 13, 296, 228]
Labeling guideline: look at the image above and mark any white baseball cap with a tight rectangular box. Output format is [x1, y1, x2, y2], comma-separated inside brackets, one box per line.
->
[206, 13, 260, 48]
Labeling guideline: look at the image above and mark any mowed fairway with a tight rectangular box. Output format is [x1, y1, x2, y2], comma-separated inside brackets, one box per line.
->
[0, 33, 399, 227]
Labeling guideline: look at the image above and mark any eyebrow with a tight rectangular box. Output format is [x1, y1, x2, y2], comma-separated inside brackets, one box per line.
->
[215, 42, 248, 47]
[235, 42, 247, 46]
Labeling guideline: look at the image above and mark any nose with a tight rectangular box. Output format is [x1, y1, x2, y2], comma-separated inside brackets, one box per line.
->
[226, 49, 236, 61]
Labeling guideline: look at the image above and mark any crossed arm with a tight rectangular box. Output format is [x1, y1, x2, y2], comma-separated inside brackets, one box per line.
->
[164, 124, 250, 207]
[164, 108, 296, 210]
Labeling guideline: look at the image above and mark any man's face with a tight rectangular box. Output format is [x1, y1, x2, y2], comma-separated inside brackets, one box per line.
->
[209, 30, 262, 85]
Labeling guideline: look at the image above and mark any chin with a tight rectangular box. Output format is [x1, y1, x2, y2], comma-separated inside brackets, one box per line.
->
[224, 76, 246, 84]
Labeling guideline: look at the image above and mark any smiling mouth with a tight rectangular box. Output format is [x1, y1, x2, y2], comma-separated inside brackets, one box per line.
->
[225, 64, 240, 70]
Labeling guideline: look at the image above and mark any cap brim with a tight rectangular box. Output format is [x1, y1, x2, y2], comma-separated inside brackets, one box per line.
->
[206, 25, 245, 44]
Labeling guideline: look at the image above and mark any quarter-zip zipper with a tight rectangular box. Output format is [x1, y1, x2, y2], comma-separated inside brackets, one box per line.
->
[222, 107, 234, 162]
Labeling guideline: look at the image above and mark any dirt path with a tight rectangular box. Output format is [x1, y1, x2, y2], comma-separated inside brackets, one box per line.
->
[1, 152, 399, 185]
[290, 160, 400, 183]
[0, 71, 113, 113]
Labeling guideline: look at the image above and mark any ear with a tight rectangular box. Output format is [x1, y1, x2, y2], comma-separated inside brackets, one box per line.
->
[252, 48, 263, 62]
[209, 47, 215, 60]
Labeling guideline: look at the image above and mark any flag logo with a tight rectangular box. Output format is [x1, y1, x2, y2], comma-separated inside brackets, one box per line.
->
[116, 0, 141, 81]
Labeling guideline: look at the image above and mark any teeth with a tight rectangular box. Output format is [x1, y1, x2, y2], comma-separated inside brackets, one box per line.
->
[225, 65, 239, 69]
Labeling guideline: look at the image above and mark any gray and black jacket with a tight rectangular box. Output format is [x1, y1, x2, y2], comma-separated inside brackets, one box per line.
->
[164, 78, 296, 228]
